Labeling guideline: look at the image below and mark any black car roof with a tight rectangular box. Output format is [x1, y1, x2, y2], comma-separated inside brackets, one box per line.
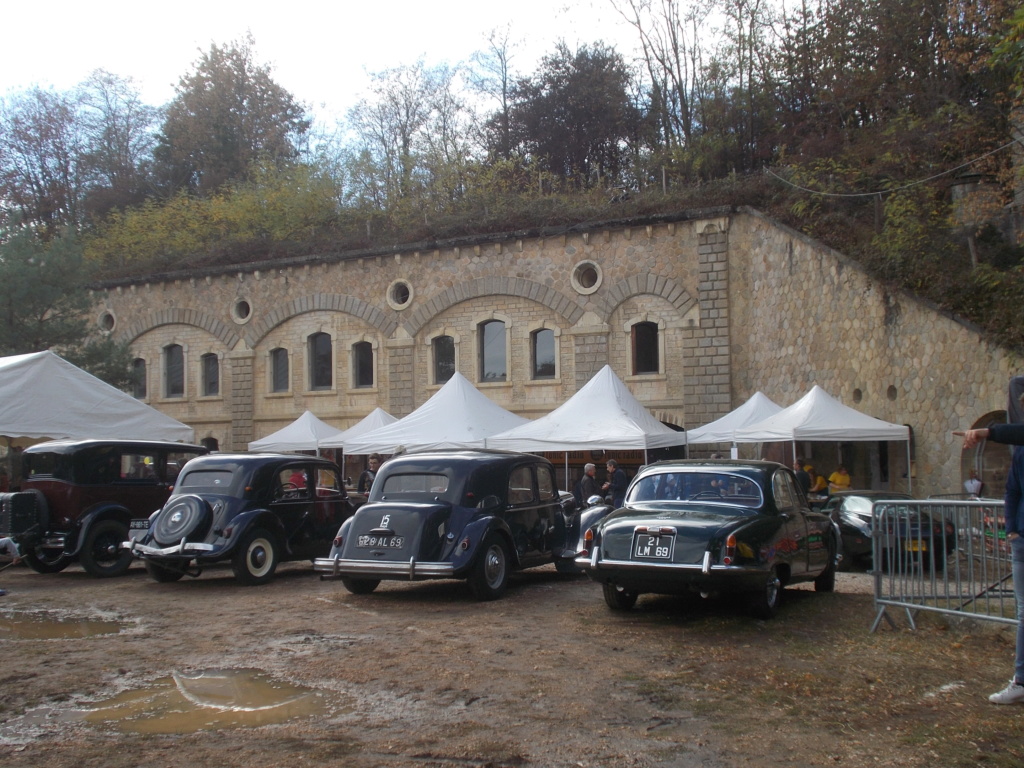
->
[377, 449, 552, 473]
[24, 438, 207, 455]
[182, 453, 339, 470]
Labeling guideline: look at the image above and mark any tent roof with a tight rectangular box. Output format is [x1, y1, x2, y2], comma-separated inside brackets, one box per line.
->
[319, 407, 397, 449]
[248, 410, 344, 452]
[734, 385, 909, 442]
[342, 373, 529, 454]
[0, 351, 194, 442]
[686, 392, 784, 444]
[486, 365, 687, 451]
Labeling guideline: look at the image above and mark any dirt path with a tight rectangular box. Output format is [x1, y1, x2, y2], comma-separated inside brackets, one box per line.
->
[0, 562, 1020, 767]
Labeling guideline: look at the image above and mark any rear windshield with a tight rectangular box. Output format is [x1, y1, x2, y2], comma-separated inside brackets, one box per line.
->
[379, 473, 450, 498]
[629, 471, 763, 508]
[177, 469, 236, 492]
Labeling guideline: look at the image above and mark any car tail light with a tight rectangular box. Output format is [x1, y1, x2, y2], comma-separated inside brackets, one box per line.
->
[722, 533, 737, 565]
[333, 535, 343, 548]
[459, 537, 471, 551]
[581, 528, 594, 557]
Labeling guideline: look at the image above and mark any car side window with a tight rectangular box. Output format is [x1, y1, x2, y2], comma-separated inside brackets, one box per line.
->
[316, 467, 341, 495]
[278, 467, 309, 499]
[773, 472, 797, 511]
[507, 466, 535, 506]
[123, 451, 159, 480]
[536, 464, 556, 501]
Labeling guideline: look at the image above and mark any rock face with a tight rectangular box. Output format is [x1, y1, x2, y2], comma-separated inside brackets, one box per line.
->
[94, 207, 1012, 496]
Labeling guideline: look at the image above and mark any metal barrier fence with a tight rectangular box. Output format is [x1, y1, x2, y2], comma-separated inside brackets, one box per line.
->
[870, 499, 1016, 632]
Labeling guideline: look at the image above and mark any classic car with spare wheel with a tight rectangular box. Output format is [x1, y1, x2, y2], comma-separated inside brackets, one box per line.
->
[0, 439, 207, 577]
[314, 450, 593, 600]
[576, 459, 840, 619]
[125, 453, 354, 585]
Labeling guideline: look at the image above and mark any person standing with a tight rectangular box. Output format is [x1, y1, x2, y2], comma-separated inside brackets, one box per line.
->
[603, 459, 628, 508]
[579, 463, 601, 504]
[357, 453, 382, 494]
[793, 459, 811, 496]
[955, 376, 1024, 704]
[828, 465, 852, 494]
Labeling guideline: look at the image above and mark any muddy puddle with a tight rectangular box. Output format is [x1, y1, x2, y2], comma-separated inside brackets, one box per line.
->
[79, 669, 328, 734]
[0, 611, 125, 639]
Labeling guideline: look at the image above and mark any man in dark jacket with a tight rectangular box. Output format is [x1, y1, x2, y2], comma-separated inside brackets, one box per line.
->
[603, 459, 628, 508]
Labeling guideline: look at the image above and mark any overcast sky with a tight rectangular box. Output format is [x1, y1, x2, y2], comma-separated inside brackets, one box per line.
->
[2, 0, 643, 124]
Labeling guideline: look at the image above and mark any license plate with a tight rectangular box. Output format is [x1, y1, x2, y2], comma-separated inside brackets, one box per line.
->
[905, 539, 927, 552]
[632, 533, 674, 560]
[357, 534, 405, 549]
[127, 519, 149, 541]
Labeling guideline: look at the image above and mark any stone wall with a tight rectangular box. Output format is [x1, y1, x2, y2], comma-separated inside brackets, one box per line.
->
[93, 208, 1020, 495]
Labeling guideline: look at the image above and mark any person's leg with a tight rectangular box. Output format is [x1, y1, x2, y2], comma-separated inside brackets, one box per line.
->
[990, 540, 1024, 703]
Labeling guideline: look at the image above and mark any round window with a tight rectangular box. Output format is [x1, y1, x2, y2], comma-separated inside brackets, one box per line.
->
[231, 298, 253, 325]
[571, 261, 602, 295]
[387, 279, 414, 310]
[98, 311, 116, 333]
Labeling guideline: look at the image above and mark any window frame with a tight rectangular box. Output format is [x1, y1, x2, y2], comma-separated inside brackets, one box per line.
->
[307, 332, 333, 391]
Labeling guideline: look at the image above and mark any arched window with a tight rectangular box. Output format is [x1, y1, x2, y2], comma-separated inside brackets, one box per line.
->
[132, 358, 147, 399]
[433, 335, 455, 384]
[531, 329, 555, 380]
[479, 320, 506, 382]
[632, 321, 659, 375]
[270, 348, 289, 393]
[352, 341, 374, 388]
[200, 353, 219, 396]
[164, 344, 184, 398]
[308, 332, 333, 390]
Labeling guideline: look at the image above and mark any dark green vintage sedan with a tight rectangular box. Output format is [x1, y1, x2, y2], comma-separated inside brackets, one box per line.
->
[576, 460, 840, 618]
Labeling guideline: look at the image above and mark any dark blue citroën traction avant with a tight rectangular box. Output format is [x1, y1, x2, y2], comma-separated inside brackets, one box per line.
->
[314, 450, 602, 600]
[576, 460, 840, 619]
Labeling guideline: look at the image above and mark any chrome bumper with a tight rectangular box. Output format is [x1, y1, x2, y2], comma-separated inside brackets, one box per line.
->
[313, 554, 455, 580]
[123, 539, 217, 557]
[575, 549, 754, 575]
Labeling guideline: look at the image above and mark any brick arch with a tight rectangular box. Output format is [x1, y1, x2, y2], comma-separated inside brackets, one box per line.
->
[118, 307, 242, 348]
[404, 277, 585, 336]
[602, 274, 697, 318]
[246, 294, 399, 346]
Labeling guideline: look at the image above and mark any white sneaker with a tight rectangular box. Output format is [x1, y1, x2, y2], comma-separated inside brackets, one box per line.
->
[989, 680, 1024, 704]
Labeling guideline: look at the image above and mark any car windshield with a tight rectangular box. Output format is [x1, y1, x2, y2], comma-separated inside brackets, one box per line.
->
[380, 473, 450, 499]
[628, 471, 763, 508]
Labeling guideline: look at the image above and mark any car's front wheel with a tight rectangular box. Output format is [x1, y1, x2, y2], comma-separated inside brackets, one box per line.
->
[602, 582, 639, 610]
[232, 528, 279, 585]
[79, 519, 133, 578]
[145, 559, 186, 582]
[342, 577, 380, 595]
[749, 569, 782, 619]
[468, 533, 509, 601]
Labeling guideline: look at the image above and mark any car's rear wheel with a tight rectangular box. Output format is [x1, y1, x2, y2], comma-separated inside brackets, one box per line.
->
[232, 528, 279, 585]
[22, 547, 72, 574]
[342, 577, 380, 595]
[145, 559, 187, 582]
[749, 569, 782, 619]
[602, 582, 639, 610]
[79, 519, 133, 577]
[468, 533, 509, 601]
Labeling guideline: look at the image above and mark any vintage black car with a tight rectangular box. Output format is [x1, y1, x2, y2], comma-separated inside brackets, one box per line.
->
[314, 450, 587, 600]
[823, 491, 956, 571]
[125, 453, 353, 585]
[576, 460, 840, 618]
[0, 439, 207, 577]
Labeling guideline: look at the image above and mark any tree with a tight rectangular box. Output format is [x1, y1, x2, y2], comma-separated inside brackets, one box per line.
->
[77, 70, 159, 219]
[0, 216, 132, 387]
[0, 87, 86, 236]
[155, 34, 310, 196]
[472, 26, 519, 161]
[500, 42, 645, 188]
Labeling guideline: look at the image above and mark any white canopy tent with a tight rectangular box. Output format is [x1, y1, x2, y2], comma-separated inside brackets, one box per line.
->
[319, 407, 397, 450]
[342, 372, 529, 454]
[486, 365, 687, 456]
[247, 410, 343, 454]
[0, 350, 195, 443]
[734, 385, 912, 491]
[686, 391, 784, 458]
